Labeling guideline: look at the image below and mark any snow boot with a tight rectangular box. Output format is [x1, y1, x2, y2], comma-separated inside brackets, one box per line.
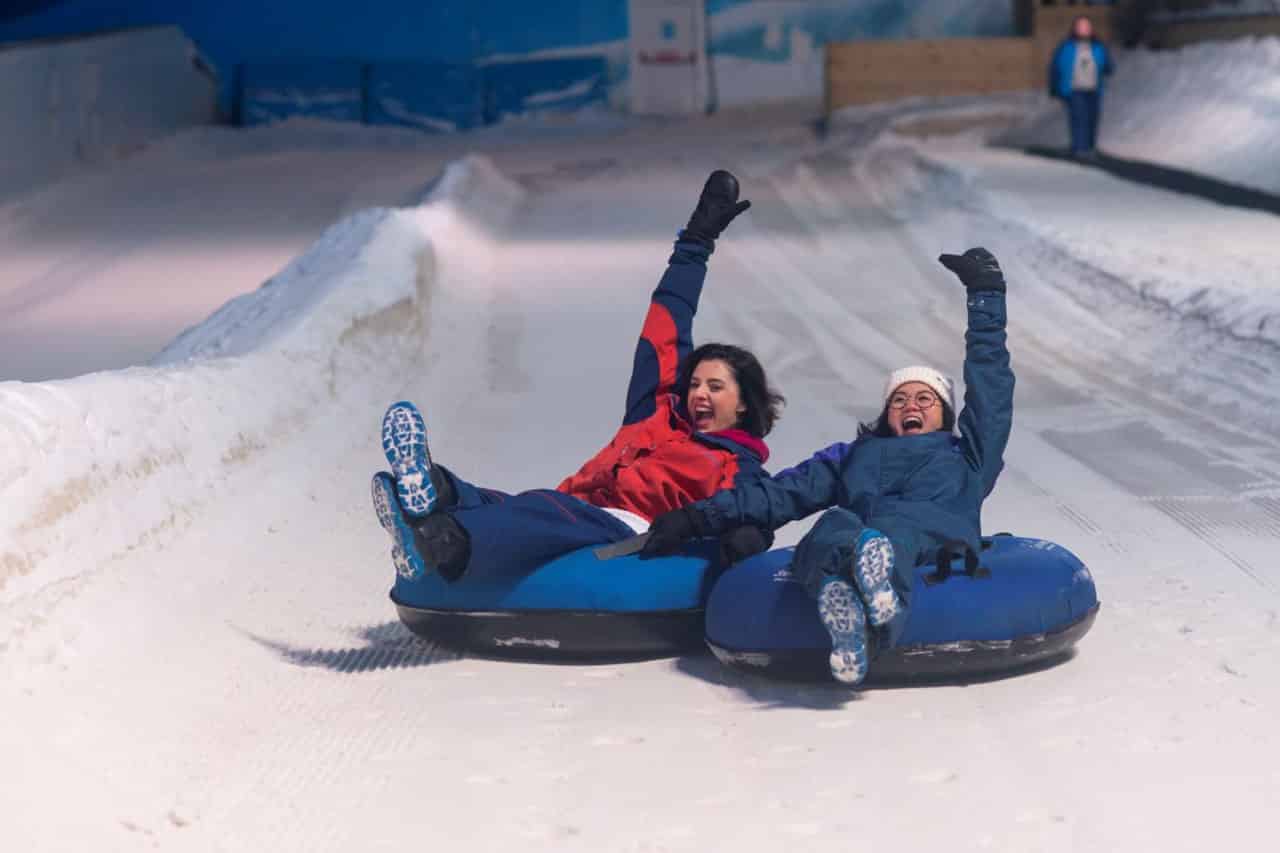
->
[817, 576, 870, 685]
[371, 472, 429, 581]
[381, 401, 439, 519]
[852, 528, 902, 627]
[413, 512, 470, 582]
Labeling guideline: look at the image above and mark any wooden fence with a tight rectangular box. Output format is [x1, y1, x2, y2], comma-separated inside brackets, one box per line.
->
[825, 3, 1120, 116]
[826, 38, 1037, 112]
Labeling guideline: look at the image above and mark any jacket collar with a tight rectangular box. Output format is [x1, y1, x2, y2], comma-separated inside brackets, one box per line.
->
[701, 427, 770, 464]
[665, 395, 770, 463]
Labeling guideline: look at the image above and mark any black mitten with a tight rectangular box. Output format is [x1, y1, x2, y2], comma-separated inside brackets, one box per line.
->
[640, 507, 707, 557]
[938, 247, 1006, 293]
[682, 170, 751, 247]
[718, 525, 773, 566]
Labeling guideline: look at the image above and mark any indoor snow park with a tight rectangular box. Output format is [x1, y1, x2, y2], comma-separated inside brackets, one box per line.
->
[4, 1, 1280, 850]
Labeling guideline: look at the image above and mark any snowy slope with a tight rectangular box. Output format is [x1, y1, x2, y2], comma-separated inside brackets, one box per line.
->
[864, 112, 1280, 354]
[4, 42, 1280, 853]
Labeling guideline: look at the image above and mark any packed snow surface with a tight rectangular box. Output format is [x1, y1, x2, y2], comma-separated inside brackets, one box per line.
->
[4, 38, 1280, 853]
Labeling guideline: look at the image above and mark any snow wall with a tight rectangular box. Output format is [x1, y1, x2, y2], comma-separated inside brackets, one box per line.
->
[0, 26, 216, 199]
[0, 155, 525, 636]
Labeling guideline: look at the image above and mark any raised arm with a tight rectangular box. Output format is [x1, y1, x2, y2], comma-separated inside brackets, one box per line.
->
[622, 170, 751, 425]
[938, 248, 1014, 496]
[622, 241, 710, 424]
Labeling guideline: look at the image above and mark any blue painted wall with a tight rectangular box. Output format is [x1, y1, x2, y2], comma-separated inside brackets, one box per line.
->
[0, 1, 621, 111]
[0, 1, 1016, 119]
[707, 0, 1016, 58]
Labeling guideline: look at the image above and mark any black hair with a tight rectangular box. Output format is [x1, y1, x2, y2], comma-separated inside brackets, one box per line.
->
[857, 400, 955, 438]
[677, 342, 785, 438]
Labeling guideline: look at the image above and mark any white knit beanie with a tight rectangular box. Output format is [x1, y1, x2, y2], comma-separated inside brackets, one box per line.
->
[883, 365, 956, 415]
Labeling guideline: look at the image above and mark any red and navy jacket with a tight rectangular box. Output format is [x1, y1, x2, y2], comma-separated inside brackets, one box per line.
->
[557, 238, 770, 521]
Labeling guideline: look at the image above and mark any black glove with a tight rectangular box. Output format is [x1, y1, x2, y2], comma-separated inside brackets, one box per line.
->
[682, 170, 751, 247]
[718, 525, 773, 566]
[640, 507, 707, 557]
[938, 247, 1006, 293]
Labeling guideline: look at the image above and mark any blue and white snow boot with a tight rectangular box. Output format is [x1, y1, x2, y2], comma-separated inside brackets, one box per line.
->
[817, 576, 870, 685]
[371, 472, 429, 581]
[381, 400, 438, 519]
[852, 528, 902, 627]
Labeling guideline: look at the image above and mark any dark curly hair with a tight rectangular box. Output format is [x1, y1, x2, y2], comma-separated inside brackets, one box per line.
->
[676, 343, 785, 438]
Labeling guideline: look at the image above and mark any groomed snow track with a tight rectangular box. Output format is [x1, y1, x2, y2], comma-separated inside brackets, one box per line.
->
[4, 100, 1280, 851]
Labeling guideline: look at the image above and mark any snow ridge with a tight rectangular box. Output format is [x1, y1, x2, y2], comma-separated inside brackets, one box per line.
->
[0, 156, 524, 627]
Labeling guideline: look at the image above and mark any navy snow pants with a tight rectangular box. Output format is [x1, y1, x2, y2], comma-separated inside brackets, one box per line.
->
[791, 507, 922, 646]
[1066, 90, 1101, 154]
[437, 467, 636, 584]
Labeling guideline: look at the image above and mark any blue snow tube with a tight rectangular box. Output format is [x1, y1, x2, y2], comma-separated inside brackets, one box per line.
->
[391, 541, 718, 661]
[705, 534, 1099, 682]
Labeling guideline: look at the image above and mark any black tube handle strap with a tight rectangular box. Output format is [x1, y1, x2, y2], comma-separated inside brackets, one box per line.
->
[924, 540, 991, 586]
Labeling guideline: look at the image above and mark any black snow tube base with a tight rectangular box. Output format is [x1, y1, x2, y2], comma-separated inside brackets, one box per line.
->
[393, 594, 705, 663]
[707, 604, 1100, 685]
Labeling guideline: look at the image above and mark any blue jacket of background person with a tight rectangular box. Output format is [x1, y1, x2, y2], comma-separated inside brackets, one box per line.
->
[1049, 38, 1114, 100]
[694, 289, 1013, 574]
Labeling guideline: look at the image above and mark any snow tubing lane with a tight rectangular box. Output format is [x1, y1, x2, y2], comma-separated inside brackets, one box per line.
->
[391, 543, 718, 661]
[705, 534, 1100, 683]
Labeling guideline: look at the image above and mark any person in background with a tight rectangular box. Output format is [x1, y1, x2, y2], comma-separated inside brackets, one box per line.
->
[1049, 14, 1115, 159]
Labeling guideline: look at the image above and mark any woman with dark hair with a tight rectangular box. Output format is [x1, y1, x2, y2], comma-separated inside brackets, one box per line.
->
[642, 248, 1015, 686]
[371, 170, 784, 586]
[677, 342, 784, 439]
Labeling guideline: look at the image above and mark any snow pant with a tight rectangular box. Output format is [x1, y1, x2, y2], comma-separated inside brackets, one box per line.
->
[791, 507, 921, 647]
[435, 466, 636, 584]
[1066, 90, 1101, 154]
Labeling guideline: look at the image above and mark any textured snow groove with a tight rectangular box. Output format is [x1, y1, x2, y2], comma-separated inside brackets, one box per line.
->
[250, 623, 460, 672]
[1147, 498, 1274, 591]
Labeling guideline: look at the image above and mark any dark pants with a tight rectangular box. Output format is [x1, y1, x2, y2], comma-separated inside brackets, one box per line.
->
[791, 507, 920, 647]
[1066, 90, 1101, 154]
[437, 467, 636, 584]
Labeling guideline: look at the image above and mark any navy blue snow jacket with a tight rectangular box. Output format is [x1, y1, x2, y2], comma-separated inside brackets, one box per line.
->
[692, 289, 1013, 568]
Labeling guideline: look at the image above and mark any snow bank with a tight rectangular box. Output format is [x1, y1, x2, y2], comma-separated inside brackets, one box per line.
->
[858, 124, 1280, 351]
[831, 39, 1280, 347]
[1101, 38, 1280, 193]
[0, 26, 217, 200]
[1003, 38, 1280, 194]
[1151, 0, 1280, 21]
[0, 155, 524, 621]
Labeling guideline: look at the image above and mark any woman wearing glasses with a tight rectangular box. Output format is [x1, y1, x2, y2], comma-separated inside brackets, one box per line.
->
[641, 248, 1015, 685]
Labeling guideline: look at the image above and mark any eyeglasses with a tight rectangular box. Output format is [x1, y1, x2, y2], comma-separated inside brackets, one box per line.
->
[888, 390, 939, 410]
